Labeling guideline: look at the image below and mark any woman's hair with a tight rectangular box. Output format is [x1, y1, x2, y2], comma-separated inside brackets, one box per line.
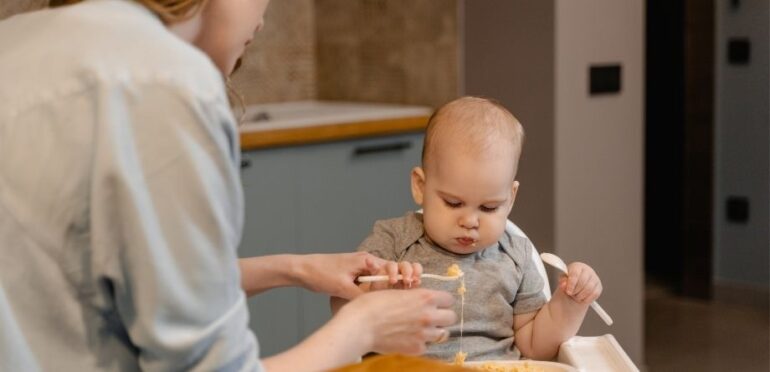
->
[49, 0, 206, 23]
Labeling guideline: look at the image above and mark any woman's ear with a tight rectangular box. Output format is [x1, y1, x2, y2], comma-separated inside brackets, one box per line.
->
[411, 167, 426, 206]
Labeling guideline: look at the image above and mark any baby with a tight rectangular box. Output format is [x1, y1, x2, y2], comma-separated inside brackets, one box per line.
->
[331, 96, 603, 362]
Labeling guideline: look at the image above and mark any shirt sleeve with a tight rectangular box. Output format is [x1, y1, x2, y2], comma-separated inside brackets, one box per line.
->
[511, 239, 548, 315]
[89, 81, 261, 371]
[356, 219, 401, 261]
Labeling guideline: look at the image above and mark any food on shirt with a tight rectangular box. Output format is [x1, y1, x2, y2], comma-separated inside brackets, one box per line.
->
[451, 263, 467, 366]
[446, 264, 464, 277]
[453, 351, 467, 365]
[457, 280, 466, 295]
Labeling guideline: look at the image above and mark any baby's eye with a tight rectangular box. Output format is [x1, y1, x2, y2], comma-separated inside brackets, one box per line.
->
[480, 205, 499, 213]
[443, 200, 462, 208]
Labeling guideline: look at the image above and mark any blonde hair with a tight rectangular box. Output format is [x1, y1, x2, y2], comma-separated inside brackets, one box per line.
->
[49, 0, 206, 23]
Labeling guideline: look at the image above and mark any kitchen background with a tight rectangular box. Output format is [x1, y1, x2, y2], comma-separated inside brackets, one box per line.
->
[1, 1, 768, 371]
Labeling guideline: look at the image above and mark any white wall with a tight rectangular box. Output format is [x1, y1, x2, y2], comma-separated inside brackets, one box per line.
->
[554, 0, 644, 363]
[463, 0, 645, 365]
[714, 0, 770, 289]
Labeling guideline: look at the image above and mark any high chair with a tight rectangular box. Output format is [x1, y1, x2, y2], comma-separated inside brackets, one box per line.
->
[505, 219, 639, 371]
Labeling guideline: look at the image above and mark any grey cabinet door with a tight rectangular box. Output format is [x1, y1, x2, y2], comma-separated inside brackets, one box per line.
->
[294, 133, 424, 336]
[239, 132, 424, 355]
[239, 148, 301, 357]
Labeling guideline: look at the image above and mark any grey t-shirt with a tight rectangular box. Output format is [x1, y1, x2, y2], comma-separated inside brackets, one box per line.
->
[358, 212, 548, 362]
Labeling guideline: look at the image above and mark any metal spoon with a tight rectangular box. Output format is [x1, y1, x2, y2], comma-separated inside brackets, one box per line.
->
[540, 252, 614, 326]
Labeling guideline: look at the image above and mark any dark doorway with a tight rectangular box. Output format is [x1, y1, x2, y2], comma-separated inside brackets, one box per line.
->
[645, 0, 714, 299]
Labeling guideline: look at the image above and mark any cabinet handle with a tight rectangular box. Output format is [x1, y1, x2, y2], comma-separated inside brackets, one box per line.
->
[353, 141, 412, 156]
[240, 158, 252, 169]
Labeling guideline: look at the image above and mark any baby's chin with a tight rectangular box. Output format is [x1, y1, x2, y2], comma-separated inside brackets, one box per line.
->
[438, 238, 491, 255]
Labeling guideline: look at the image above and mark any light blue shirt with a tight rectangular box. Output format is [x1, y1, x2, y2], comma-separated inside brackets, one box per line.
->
[0, 1, 262, 370]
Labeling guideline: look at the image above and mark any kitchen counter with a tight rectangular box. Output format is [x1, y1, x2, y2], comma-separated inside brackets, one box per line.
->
[238, 101, 432, 150]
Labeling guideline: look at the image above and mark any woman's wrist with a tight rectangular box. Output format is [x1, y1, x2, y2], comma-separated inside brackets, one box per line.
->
[333, 299, 375, 355]
[287, 253, 313, 290]
[239, 254, 308, 296]
[262, 298, 372, 371]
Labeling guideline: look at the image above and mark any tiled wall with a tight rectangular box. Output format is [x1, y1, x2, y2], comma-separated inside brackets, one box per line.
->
[0, 0, 46, 20]
[2, 0, 459, 108]
[236, 0, 458, 107]
[315, 0, 459, 108]
[231, 0, 317, 104]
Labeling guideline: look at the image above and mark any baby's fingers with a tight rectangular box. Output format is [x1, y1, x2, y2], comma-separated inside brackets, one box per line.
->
[566, 266, 584, 296]
[574, 279, 601, 303]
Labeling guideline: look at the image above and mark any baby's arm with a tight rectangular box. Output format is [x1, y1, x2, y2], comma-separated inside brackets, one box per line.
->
[512, 262, 602, 360]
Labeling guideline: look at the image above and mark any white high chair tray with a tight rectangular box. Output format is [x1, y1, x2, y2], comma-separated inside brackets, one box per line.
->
[557, 334, 639, 372]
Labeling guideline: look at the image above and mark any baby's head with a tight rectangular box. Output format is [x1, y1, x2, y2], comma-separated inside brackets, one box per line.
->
[412, 96, 524, 255]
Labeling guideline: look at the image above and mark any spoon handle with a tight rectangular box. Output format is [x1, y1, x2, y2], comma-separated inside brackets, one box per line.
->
[356, 274, 400, 283]
[590, 302, 614, 326]
[539, 253, 614, 326]
[356, 273, 459, 283]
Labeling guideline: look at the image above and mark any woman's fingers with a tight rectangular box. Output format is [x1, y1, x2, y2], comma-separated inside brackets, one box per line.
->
[410, 262, 423, 286]
[385, 261, 400, 285]
[399, 261, 414, 286]
[351, 289, 456, 355]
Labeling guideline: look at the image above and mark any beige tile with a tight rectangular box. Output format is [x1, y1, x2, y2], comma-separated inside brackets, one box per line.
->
[231, 0, 317, 104]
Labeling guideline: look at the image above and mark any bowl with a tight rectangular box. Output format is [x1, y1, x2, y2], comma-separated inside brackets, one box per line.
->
[462, 360, 577, 372]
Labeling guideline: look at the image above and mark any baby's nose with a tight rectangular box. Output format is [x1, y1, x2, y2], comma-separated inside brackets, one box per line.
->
[458, 213, 479, 229]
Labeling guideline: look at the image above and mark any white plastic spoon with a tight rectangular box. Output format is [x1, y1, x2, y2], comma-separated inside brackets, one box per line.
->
[540, 252, 614, 326]
[357, 272, 463, 283]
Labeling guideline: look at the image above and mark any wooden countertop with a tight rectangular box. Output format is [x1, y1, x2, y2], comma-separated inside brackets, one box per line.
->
[239, 115, 430, 150]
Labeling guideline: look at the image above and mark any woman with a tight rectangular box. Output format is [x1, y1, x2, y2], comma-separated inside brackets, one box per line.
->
[0, 1, 455, 371]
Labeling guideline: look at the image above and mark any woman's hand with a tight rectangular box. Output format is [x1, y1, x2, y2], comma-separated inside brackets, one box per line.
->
[557, 262, 603, 305]
[297, 252, 411, 300]
[367, 260, 423, 291]
[263, 288, 456, 371]
[339, 288, 456, 355]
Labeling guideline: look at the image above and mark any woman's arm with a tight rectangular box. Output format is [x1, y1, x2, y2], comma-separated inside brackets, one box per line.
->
[239, 252, 392, 299]
[264, 289, 456, 372]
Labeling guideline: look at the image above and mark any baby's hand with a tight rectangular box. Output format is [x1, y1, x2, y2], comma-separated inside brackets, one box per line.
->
[370, 261, 423, 291]
[558, 262, 602, 305]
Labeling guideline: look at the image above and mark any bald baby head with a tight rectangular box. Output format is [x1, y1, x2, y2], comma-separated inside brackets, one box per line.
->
[421, 96, 524, 180]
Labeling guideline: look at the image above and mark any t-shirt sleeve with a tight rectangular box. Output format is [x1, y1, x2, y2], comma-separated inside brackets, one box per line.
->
[511, 239, 549, 315]
[90, 82, 261, 371]
[356, 219, 402, 261]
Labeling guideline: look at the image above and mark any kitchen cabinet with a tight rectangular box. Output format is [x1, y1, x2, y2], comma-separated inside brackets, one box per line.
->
[239, 132, 424, 356]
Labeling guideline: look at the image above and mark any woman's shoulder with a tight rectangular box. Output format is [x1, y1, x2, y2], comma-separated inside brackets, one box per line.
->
[0, 1, 224, 109]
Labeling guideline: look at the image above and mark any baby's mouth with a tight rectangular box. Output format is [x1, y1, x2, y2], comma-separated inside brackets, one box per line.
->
[455, 237, 477, 246]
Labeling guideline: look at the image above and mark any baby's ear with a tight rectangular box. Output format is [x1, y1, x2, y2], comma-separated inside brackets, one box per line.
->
[510, 181, 520, 206]
[410, 167, 426, 205]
